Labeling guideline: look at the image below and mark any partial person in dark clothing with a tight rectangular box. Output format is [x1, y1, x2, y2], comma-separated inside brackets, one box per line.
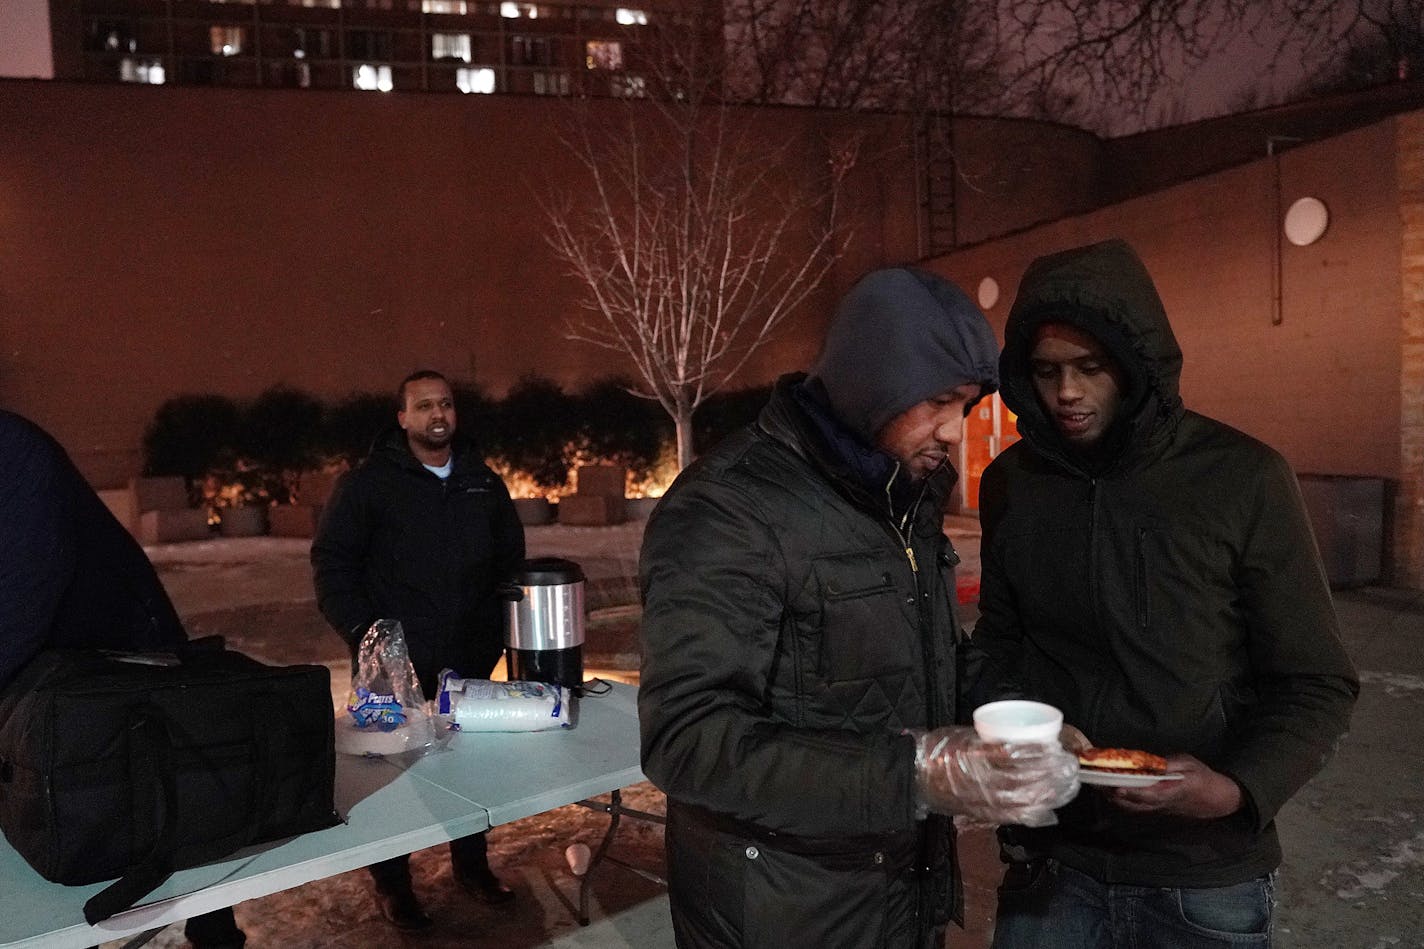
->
[638, 268, 1080, 949]
[0, 410, 246, 949]
[970, 239, 1359, 948]
[312, 369, 525, 932]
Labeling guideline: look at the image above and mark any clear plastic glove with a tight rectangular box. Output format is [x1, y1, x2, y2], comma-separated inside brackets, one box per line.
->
[910, 726, 1080, 827]
[1059, 723, 1092, 754]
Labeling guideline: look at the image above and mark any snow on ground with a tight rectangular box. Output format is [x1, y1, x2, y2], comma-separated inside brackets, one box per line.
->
[120, 516, 986, 949]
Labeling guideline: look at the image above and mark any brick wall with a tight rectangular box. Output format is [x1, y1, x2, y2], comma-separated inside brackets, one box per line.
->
[0, 81, 920, 486]
[1397, 113, 1424, 587]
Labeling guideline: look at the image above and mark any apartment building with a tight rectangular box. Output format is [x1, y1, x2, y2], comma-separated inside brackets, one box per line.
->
[48, 0, 702, 96]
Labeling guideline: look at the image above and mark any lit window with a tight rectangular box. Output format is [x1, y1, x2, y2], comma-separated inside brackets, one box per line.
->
[612, 73, 645, 97]
[585, 40, 622, 70]
[353, 63, 394, 92]
[500, 2, 538, 17]
[422, 0, 467, 11]
[209, 25, 246, 56]
[89, 19, 135, 53]
[615, 8, 647, 25]
[296, 0, 341, 6]
[290, 27, 334, 59]
[456, 66, 496, 93]
[119, 57, 165, 84]
[432, 33, 472, 62]
[511, 34, 557, 65]
[532, 70, 568, 95]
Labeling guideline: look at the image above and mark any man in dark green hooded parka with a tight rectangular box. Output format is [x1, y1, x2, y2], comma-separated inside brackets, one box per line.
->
[971, 238, 1359, 948]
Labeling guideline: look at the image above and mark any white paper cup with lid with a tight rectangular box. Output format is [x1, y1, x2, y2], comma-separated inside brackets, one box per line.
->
[973, 700, 1063, 744]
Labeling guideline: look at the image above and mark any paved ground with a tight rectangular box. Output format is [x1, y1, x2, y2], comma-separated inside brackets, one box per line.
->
[136, 517, 1424, 948]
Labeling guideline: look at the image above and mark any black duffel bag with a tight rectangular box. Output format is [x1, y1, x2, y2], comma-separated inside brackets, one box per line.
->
[0, 639, 341, 923]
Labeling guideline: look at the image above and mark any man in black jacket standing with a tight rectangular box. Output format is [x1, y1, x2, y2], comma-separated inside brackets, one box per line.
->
[972, 239, 1359, 948]
[312, 369, 525, 932]
[0, 410, 246, 948]
[639, 268, 1080, 949]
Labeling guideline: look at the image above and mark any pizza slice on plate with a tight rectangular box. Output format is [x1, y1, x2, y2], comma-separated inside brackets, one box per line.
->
[1076, 747, 1169, 775]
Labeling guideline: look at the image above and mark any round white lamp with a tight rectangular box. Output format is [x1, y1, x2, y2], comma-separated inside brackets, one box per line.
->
[1284, 197, 1329, 247]
[977, 276, 1000, 310]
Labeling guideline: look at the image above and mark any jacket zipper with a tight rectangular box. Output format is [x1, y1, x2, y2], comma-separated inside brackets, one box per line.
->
[886, 464, 940, 929]
[1085, 477, 1109, 739]
[885, 465, 939, 725]
[1087, 478, 1099, 610]
[878, 465, 943, 724]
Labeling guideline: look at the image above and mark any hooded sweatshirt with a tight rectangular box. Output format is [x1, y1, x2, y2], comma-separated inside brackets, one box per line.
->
[804, 266, 999, 516]
[808, 266, 999, 446]
[972, 239, 1358, 886]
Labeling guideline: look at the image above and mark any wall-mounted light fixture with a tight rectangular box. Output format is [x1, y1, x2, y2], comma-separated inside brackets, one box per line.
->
[977, 277, 1000, 310]
[1284, 196, 1330, 247]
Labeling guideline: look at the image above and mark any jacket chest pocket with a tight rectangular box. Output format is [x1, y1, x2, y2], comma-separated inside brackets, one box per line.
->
[1128, 523, 1237, 651]
[811, 553, 912, 683]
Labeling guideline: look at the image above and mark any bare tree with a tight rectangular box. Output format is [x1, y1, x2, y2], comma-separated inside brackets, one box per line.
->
[723, 0, 1008, 113]
[541, 13, 859, 470]
[998, 1, 1424, 131]
[1278, 0, 1424, 95]
[993, 2, 1259, 127]
[722, 1, 1273, 129]
[724, 1, 1421, 133]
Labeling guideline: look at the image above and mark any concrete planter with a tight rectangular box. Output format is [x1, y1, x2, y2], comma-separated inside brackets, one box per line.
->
[267, 504, 320, 538]
[559, 495, 624, 526]
[513, 497, 555, 526]
[218, 505, 269, 537]
[624, 496, 661, 521]
[138, 508, 212, 545]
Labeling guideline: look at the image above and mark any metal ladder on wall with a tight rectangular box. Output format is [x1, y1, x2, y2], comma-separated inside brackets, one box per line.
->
[915, 111, 959, 259]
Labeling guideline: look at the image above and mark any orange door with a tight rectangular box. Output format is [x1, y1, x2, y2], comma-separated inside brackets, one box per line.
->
[959, 394, 1018, 512]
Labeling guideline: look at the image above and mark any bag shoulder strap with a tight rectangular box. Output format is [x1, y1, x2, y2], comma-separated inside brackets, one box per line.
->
[82, 700, 269, 925]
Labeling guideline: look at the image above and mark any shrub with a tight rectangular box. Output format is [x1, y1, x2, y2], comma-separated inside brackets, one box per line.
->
[143, 394, 243, 479]
[694, 384, 773, 454]
[240, 386, 325, 473]
[141, 374, 749, 503]
[489, 374, 577, 490]
[322, 392, 393, 465]
[576, 378, 670, 482]
[452, 382, 498, 450]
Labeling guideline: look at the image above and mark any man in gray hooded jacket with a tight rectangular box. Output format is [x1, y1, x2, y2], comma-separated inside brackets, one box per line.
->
[638, 267, 1080, 949]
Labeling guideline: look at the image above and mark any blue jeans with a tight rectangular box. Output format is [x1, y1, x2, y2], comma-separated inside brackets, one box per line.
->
[991, 859, 1274, 948]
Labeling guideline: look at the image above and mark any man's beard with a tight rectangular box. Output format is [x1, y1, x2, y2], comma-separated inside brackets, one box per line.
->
[410, 427, 453, 451]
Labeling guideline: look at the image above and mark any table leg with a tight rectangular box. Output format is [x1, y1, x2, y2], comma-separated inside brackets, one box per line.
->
[571, 788, 667, 926]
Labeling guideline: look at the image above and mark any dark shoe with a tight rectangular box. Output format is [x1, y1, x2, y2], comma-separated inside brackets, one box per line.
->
[187, 936, 247, 949]
[184, 907, 247, 948]
[375, 885, 435, 932]
[455, 871, 516, 906]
